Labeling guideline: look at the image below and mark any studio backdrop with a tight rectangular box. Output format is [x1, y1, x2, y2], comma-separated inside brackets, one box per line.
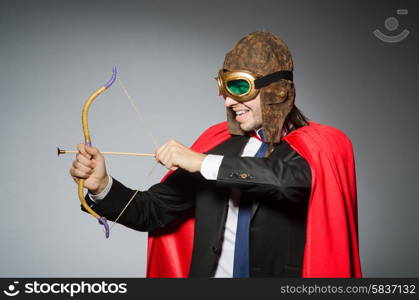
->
[0, 0, 418, 277]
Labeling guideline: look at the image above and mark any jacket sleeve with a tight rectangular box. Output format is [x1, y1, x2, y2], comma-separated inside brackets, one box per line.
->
[216, 141, 311, 204]
[82, 169, 198, 232]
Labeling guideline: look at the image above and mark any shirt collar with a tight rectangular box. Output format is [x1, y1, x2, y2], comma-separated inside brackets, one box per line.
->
[250, 128, 265, 142]
[249, 127, 292, 143]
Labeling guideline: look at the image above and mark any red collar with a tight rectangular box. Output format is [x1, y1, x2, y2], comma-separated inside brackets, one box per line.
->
[249, 128, 289, 143]
[249, 129, 263, 142]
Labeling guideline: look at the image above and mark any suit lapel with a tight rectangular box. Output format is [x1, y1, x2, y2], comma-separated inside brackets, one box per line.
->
[206, 135, 249, 156]
[206, 135, 262, 221]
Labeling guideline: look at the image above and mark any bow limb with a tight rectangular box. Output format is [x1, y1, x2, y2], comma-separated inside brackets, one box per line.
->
[78, 67, 117, 239]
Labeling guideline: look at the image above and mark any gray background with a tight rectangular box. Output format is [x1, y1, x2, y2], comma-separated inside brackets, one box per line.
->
[1, 0, 418, 277]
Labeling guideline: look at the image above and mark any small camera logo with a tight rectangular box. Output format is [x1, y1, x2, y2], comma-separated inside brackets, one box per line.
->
[373, 9, 410, 43]
[3, 281, 20, 297]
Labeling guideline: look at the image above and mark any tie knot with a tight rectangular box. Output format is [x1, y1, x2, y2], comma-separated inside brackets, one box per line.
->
[255, 130, 269, 158]
[256, 128, 265, 142]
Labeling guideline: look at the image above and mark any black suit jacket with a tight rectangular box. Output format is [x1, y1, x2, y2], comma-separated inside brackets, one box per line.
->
[86, 135, 311, 277]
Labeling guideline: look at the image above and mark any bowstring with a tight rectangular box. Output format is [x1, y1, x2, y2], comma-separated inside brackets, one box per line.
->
[109, 76, 159, 231]
[117, 77, 159, 150]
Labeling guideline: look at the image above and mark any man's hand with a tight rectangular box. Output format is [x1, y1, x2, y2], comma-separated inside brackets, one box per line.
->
[69, 144, 109, 195]
[155, 139, 206, 173]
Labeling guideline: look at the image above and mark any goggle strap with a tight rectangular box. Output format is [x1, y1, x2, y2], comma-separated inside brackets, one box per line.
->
[254, 71, 293, 89]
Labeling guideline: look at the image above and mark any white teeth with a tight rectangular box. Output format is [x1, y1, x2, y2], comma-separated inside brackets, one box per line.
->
[235, 110, 248, 116]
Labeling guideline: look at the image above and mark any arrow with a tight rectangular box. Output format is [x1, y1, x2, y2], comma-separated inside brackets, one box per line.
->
[57, 147, 155, 157]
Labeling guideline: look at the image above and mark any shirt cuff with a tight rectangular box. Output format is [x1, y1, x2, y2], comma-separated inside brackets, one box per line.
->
[200, 155, 224, 180]
[88, 175, 113, 202]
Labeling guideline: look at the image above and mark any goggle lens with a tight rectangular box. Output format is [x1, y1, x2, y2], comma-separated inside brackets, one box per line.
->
[226, 79, 250, 96]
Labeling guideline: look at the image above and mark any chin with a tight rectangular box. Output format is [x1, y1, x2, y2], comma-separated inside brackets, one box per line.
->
[239, 122, 257, 132]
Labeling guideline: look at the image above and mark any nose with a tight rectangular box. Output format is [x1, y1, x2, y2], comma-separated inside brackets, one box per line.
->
[224, 97, 239, 108]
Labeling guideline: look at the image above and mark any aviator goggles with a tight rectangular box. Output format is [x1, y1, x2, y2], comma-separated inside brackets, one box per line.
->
[216, 69, 293, 102]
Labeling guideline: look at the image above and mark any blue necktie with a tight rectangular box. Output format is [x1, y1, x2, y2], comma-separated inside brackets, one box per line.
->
[233, 129, 268, 278]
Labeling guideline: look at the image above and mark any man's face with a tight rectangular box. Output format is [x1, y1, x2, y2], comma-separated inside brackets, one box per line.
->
[224, 94, 262, 132]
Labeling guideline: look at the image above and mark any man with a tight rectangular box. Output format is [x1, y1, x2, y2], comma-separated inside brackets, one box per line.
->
[70, 32, 362, 278]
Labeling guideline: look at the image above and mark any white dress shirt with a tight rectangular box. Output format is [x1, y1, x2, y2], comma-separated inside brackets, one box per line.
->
[201, 133, 262, 277]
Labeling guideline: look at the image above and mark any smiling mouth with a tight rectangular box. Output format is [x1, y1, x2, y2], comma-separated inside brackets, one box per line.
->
[236, 109, 248, 115]
[234, 108, 250, 121]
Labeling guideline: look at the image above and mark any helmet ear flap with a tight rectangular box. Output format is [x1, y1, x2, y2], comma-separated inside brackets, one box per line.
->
[260, 80, 295, 143]
[278, 89, 287, 98]
[226, 107, 246, 136]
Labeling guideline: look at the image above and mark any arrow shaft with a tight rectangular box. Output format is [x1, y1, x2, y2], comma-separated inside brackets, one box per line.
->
[58, 149, 155, 157]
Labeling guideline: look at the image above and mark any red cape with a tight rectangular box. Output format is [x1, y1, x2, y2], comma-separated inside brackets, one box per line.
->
[146, 121, 362, 278]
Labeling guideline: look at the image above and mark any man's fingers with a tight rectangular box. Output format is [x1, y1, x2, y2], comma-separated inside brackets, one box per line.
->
[70, 166, 90, 180]
[85, 145, 101, 157]
[76, 143, 87, 155]
[158, 150, 179, 170]
[155, 142, 169, 162]
[155, 142, 169, 163]
[72, 160, 93, 176]
[73, 159, 93, 174]
[157, 147, 177, 169]
[155, 140, 188, 170]
[155, 139, 203, 173]
[76, 153, 94, 168]
[77, 143, 92, 160]
[156, 146, 169, 165]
